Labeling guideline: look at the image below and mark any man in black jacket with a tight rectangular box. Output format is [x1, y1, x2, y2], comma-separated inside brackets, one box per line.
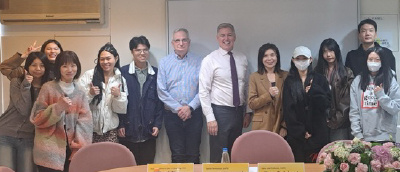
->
[345, 19, 396, 76]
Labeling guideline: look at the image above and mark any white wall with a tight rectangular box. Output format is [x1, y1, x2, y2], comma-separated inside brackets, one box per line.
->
[0, 0, 168, 113]
[1, 0, 400, 163]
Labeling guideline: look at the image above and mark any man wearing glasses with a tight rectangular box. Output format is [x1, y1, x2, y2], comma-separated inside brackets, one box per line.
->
[118, 36, 163, 165]
[157, 28, 203, 163]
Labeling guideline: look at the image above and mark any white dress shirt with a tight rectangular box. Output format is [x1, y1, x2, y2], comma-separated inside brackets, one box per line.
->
[199, 47, 249, 122]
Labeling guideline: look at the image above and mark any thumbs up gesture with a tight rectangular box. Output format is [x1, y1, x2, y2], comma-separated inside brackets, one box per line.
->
[89, 83, 100, 96]
[25, 70, 33, 84]
[111, 84, 121, 97]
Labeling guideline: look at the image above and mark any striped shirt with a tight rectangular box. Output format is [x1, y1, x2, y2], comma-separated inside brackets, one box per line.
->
[157, 52, 202, 113]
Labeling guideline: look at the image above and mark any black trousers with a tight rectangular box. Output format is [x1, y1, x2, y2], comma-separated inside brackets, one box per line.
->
[119, 139, 156, 165]
[287, 136, 321, 163]
[164, 108, 203, 163]
[209, 104, 243, 163]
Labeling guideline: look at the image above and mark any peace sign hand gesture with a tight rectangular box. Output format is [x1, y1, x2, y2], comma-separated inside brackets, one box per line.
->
[21, 41, 42, 59]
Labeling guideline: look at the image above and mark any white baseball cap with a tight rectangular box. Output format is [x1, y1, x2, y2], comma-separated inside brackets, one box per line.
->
[293, 46, 312, 59]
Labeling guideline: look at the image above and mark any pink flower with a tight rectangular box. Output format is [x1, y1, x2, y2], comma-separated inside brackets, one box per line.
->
[318, 152, 327, 163]
[324, 154, 334, 169]
[355, 163, 368, 172]
[340, 163, 350, 172]
[392, 161, 400, 169]
[383, 142, 394, 148]
[370, 160, 382, 172]
[362, 141, 372, 148]
[372, 145, 392, 165]
[384, 163, 394, 169]
[348, 153, 361, 165]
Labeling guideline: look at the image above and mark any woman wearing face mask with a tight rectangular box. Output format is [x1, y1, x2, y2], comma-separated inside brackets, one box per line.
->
[0, 39, 63, 80]
[349, 46, 400, 142]
[79, 43, 128, 143]
[283, 46, 331, 162]
[315, 38, 354, 141]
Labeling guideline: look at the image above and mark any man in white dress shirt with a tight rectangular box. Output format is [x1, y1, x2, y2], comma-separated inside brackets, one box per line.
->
[199, 23, 251, 162]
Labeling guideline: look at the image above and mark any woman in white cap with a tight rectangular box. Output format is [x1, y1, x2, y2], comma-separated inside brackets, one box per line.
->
[283, 46, 331, 162]
[349, 46, 400, 143]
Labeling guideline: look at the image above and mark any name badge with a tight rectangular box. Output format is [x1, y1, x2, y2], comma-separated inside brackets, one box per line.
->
[147, 163, 194, 172]
[258, 163, 304, 172]
[203, 163, 249, 172]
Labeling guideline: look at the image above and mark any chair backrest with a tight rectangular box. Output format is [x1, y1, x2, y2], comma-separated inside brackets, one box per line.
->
[316, 140, 352, 163]
[69, 142, 136, 172]
[0, 166, 15, 172]
[231, 130, 294, 163]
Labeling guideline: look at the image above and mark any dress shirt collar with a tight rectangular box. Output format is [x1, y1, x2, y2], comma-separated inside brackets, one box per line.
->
[218, 47, 232, 56]
[174, 52, 188, 60]
[128, 61, 155, 75]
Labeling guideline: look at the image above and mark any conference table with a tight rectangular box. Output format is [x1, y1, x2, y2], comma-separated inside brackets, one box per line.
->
[100, 163, 325, 172]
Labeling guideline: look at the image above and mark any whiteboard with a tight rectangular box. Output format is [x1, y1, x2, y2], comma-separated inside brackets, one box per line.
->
[167, 0, 359, 72]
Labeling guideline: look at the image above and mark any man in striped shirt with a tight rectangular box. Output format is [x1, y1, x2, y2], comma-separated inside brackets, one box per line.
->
[157, 28, 203, 163]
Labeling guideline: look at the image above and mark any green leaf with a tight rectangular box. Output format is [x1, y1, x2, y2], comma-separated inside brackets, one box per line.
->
[360, 153, 372, 164]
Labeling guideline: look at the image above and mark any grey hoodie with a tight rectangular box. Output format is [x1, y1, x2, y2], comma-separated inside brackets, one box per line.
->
[349, 75, 400, 142]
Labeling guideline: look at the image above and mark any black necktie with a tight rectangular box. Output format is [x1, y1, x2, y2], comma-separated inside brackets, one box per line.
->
[228, 51, 240, 107]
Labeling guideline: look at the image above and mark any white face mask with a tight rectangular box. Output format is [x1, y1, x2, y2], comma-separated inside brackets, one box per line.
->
[367, 62, 381, 72]
[293, 59, 310, 71]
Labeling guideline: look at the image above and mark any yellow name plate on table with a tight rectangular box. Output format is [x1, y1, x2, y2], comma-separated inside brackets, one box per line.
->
[203, 163, 249, 172]
[258, 163, 304, 172]
[147, 163, 194, 172]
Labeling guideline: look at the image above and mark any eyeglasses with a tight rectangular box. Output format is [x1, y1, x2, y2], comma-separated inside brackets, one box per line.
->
[133, 49, 149, 54]
[173, 38, 189, 43]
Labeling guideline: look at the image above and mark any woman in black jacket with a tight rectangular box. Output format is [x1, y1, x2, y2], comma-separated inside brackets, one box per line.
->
[283, 46, 331, 162]
[315, 38, 354, 141]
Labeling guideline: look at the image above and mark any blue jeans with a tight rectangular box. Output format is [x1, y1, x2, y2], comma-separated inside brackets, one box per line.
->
[164, 108, 203, 163]
[0, 135, 36, 172]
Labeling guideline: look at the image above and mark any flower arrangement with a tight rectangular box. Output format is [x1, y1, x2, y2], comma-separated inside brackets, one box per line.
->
[318, 138, 400, 172]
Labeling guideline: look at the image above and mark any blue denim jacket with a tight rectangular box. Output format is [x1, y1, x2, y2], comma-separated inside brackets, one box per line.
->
[118, 64, 163, 142]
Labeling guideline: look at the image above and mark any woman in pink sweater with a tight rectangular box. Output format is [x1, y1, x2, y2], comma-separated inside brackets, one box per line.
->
[30, 51, 93, 172]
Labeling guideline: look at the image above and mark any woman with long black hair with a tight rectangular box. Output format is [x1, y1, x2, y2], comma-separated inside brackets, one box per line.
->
[314, 38, 354, 141]
[79, 43, 127, 143]
[349, 46, 400, 142]
[283, 46, 331, 162]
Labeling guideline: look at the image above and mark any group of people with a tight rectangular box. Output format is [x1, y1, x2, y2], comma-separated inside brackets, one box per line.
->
[0, 18, 398, 172]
